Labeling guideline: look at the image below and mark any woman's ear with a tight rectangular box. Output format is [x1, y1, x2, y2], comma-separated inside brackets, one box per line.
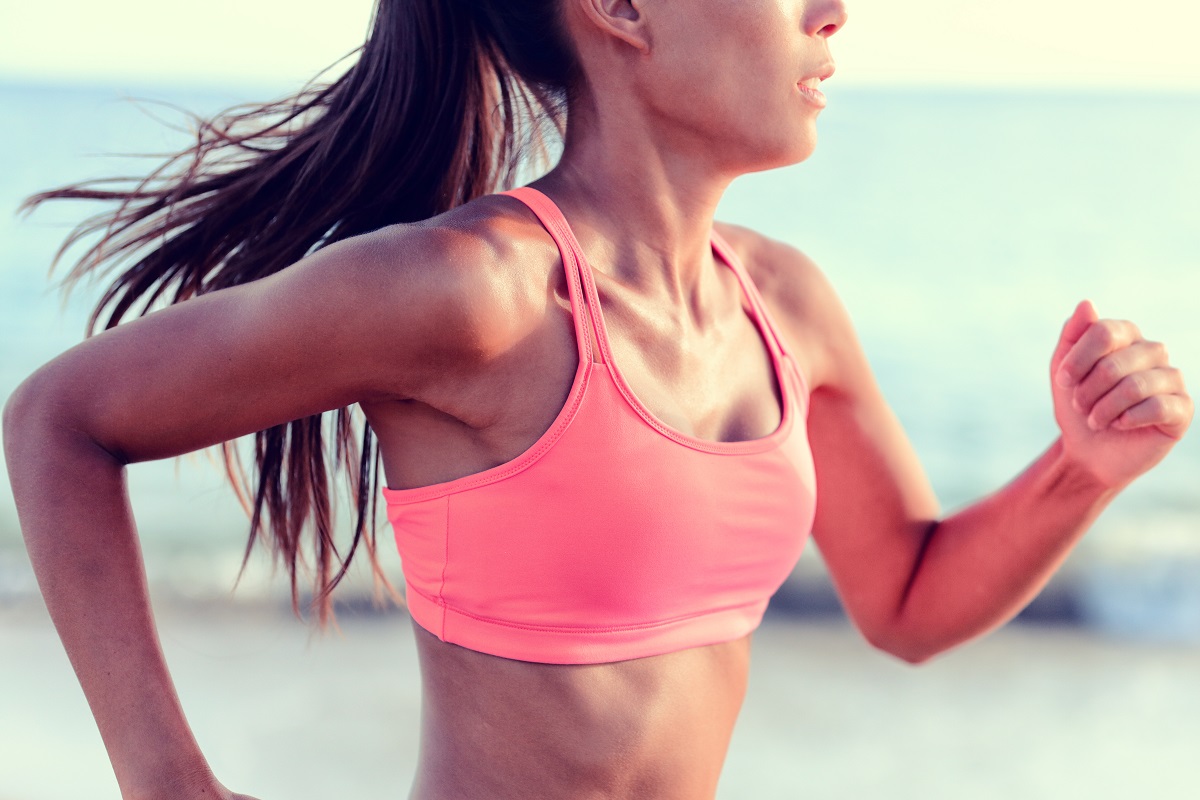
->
[573, 0, 652, 53]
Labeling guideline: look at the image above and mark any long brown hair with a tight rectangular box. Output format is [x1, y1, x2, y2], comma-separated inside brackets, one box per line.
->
[17, 0, 580, 623]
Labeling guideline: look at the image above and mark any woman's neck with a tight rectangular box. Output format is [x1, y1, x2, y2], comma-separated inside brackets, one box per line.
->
[533, 105, 735, 310]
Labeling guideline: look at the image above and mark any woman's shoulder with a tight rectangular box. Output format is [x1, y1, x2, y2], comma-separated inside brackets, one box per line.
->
[364, 194, 541, 293]
[712, 221, 847, 392]
[354, 194, 560, 361]
[390, 193, 544, 271]
[711, 221, 825, 304]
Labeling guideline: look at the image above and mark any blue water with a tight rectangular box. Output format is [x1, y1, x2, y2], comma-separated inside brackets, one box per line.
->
[2, 81, 1198, 624]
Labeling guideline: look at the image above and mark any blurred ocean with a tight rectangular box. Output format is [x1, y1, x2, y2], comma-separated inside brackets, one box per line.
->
[1, 81, 1198, 636]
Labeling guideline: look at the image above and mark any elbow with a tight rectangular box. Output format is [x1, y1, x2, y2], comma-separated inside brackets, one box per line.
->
[2, 371, 103, 459]
[3, 367, 64, 429]
[2, 374, 42, 447]
[863, 624, 939, 666]
[890, 646, 937, 666]
[3, 374, 54, 473]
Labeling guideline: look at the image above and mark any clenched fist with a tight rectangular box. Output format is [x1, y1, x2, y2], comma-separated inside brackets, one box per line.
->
[1051, 300, 1192, 490]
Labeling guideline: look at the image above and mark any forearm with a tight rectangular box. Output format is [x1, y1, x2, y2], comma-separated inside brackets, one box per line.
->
[4, 398, 219, 798]
[882, 437, 1117, 663]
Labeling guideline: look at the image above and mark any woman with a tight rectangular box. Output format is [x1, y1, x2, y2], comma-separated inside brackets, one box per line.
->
[4, 0, 1193, 798]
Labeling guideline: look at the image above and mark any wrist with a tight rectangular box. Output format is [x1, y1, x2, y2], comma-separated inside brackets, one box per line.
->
[118, 758, 225, 800]
[1049, 436, 1124, 500]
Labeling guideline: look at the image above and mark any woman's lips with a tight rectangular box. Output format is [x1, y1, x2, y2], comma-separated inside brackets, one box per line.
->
[797, 82, 827, 108]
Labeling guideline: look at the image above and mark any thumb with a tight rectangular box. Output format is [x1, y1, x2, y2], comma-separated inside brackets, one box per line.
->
[1051, 299, 1098, 374]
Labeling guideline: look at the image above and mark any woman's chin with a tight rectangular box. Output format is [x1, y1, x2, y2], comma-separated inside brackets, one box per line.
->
[784, 136, 819, 167]
[739, 133, 819, 174]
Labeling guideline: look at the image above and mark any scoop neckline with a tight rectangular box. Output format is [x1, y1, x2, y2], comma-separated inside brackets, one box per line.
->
[536, 187, 793, 455]
[585, 245, 794, 455]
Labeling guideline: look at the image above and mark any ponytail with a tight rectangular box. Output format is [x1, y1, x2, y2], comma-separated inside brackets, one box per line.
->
[17, 0, 578, 624]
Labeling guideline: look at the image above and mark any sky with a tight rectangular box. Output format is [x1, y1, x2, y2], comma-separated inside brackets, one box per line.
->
[1, 0, 1198, 91]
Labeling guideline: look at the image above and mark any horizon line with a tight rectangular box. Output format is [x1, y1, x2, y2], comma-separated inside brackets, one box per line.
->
[3, 74, 1198, 100]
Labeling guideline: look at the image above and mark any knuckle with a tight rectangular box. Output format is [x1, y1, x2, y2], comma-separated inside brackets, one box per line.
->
[1094, 324, 1117, 349]
[1147, 395, 1169, 416]
[1097, 356, 1123, 382]
[1125, 372, 1150, 400]
[1090, 398, 1115, 424]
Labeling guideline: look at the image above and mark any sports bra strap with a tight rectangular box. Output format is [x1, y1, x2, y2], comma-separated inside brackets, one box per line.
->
[500, 187, 606, 366]
[709, 229, 792, 362]
[502, 188, 793, 369]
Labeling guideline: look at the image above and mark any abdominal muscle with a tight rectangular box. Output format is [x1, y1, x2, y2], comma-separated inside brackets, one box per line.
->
[408, 620, 753, 800]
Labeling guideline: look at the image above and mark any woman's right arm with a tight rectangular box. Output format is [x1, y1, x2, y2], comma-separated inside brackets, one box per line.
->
[2, 222, 496, 799]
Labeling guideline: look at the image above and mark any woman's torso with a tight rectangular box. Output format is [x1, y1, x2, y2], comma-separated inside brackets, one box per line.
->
[409, 621, 751, 799]
[359, 187, 817, 799]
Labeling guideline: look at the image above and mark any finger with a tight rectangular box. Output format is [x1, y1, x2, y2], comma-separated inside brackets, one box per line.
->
[1051, 300, 1097, 377]
[1055, 316, 1142, 388]
[1110, 393, 1195, 439]
[1070, 340, 1173, 414]
[1083, 367, 1186, 430]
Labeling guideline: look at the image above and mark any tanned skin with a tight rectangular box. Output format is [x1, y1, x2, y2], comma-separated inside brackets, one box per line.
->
[4, 0, 1191, 798]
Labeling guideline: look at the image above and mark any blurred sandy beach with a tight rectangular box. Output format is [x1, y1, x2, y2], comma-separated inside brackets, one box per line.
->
[4, 596, 1198, 800]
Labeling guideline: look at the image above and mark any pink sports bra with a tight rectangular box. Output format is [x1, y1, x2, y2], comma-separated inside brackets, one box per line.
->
[382, 186, 817, 664]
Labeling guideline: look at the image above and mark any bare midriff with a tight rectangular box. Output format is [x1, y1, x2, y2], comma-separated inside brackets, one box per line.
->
[408, 620, 753, 800]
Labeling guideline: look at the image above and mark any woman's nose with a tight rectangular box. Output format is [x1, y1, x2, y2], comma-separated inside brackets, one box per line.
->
[807, 0, 849, 37]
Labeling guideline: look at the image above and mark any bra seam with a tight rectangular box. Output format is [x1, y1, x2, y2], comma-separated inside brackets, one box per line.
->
[408, 583, 767, 634]
[439, 494, 450, 638]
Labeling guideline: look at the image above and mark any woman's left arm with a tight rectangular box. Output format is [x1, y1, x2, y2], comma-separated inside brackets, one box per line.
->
[747, 236, 1193, 665]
